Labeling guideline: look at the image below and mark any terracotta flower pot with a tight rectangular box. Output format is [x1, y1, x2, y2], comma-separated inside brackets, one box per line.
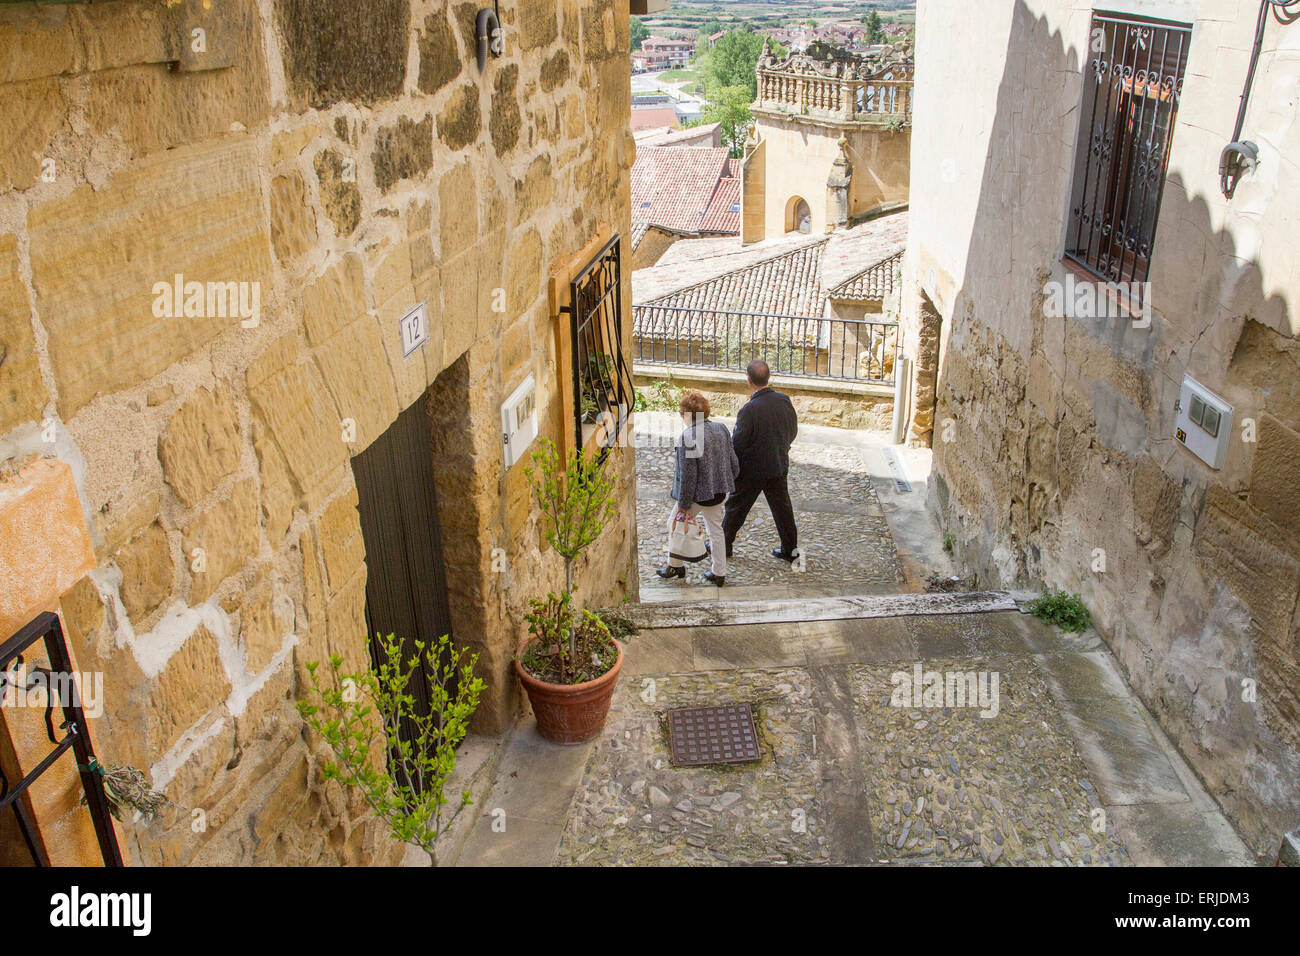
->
[515, 639, 623, 745]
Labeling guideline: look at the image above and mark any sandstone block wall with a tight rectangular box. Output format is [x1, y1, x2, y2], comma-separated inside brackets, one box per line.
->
[905, 0, 1300, 858]
[0, 0, 636, 866]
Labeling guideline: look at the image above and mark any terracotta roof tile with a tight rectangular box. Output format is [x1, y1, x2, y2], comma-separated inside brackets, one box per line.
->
[699, 176, 741, 234]
[826, 250, 904, 301]
[631, 146, 731, 233]
[632, 213, 909, 343]
[645, 238, 826, 313]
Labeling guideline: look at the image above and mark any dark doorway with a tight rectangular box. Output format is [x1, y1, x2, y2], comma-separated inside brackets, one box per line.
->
[351, 393, 455, 768]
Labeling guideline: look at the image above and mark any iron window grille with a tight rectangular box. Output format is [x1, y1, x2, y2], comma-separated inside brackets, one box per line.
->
[1066, 12, 1191, 291]
[0, 612, 122, 866]
[562, 234, 634, 458]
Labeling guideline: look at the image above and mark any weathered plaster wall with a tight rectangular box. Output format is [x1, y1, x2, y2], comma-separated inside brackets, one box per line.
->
[904, 0, 1300, 857]
[0, 0, 635, 865]
[630, 225, 684, 270]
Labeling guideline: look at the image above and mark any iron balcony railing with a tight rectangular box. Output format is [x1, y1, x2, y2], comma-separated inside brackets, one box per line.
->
[632, 305, 898, 386]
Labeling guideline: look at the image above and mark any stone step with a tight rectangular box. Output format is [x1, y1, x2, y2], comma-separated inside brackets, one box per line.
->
[627, 590, 1018, 630]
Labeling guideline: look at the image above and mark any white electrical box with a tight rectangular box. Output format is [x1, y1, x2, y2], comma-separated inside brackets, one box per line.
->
[1174, 375, 1233, 470]
[501, 374, 538, 468]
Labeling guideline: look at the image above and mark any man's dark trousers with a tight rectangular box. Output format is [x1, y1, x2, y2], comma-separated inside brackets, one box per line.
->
[724, 385, 799, 554]
[723, 472, 797, 554]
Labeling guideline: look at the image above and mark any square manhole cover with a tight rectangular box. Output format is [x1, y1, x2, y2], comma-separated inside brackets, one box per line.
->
[667, 703, 761, 767]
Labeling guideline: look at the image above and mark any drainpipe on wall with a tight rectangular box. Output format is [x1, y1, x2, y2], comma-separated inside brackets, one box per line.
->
[891, 355, 911, 445]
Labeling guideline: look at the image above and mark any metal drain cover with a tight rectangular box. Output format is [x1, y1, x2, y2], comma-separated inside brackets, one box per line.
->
[881, 446, 913, 493]
[667, 703, 761, 767]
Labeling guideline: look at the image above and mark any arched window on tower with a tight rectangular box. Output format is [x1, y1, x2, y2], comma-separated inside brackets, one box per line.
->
[786, 196, 812, 234]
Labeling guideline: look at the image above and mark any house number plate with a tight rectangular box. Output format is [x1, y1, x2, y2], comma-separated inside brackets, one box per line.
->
[399, 302, 429, 357]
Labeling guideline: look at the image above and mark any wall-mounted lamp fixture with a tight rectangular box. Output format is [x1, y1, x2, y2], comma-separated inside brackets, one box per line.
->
[1219, 141, 1259, 199]
[476, 7, 504, 72]
[1221, 0, 1300, 197]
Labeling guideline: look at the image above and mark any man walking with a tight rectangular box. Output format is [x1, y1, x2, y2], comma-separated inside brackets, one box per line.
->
[722, 359, 799, 561]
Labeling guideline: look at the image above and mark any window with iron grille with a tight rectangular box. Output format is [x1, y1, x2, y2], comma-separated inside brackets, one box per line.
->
[564, 234, 633, 458]
[1065, 12, 1191, 287]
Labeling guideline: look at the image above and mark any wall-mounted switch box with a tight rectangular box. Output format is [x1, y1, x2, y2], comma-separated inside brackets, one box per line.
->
[1174, 375, 1233, 470]
[501, 374, 538, 469]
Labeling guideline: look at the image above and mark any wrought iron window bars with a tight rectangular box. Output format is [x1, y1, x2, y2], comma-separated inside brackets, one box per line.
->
[1066, 13, 1191, 293]
[561, 234, 634, 459]
[0, 611, 122, 866]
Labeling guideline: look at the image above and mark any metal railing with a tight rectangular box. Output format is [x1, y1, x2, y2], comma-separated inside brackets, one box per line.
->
[564, 234, 634, 457]
[1, 612, 122, 867]
[632, 305, 898, 386]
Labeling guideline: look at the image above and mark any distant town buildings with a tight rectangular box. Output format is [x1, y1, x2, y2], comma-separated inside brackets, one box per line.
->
[634, 35, 694, 71]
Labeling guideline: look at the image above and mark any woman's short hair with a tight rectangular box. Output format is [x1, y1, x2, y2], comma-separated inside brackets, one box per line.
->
[679, 390, 710, 418]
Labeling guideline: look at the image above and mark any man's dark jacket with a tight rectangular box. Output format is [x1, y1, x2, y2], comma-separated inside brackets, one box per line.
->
[731, 387, 798, 486]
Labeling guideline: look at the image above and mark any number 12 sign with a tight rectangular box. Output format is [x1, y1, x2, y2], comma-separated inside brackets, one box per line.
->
[399, 302, 429, 357]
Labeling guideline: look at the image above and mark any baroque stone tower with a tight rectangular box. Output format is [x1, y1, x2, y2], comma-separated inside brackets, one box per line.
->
[741, 40, 913, 243]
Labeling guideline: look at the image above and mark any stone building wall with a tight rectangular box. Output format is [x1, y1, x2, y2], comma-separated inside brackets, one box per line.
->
[746, 114, 910, 240]
[0, 0, 636, 866]
[902, 0, 1300, 858]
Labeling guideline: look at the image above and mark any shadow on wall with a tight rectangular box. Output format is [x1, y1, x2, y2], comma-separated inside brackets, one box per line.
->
[926, 0, 1299, 859]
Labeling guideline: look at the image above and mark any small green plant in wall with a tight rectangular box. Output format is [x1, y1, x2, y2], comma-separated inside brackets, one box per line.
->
[942, 532, 954, 554]
[297, 632, 484, 862]
[1027, 589, 1092, 633]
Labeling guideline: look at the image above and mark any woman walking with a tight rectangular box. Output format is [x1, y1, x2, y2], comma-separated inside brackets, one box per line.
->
[656, 391, 739, 587]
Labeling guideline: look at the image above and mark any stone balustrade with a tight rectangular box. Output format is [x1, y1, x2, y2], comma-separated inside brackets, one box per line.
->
[754, 41, 914, 126]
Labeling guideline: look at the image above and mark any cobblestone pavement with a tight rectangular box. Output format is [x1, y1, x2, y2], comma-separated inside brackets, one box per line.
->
[554, 615, 1132, 866]
[858, 659, 1126, 865]
[636, 416, 904, 594]
[457, 420, 1253, 867]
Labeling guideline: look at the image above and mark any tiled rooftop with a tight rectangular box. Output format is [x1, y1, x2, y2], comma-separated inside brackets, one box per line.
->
[699, 176, 741, 235]
[634, 123, 722, 149]
[631, 212, 908, 342]
[825, 249, 904, 302]
[631, 145, 735, 234]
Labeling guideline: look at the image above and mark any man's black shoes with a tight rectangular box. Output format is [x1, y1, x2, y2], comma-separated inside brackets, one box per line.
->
[655, 565, 685, 580]
[771, 548, 799, 563]
[702, 572, 726, 587]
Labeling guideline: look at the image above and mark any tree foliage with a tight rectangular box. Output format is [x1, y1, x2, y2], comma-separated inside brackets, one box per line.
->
[704, 84, 755, 157]
[698, 29, 767, 99]
[631, 16, 649, 51]
[297, 633, 485, 861]
[864, 11, 887, 44]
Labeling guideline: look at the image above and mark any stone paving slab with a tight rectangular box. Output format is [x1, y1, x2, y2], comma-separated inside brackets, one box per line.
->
[627, 591, 1017, 629]
[556, 668, 832, 865]
[856, 658, 1127, 865]
[638, 498, 904, 593]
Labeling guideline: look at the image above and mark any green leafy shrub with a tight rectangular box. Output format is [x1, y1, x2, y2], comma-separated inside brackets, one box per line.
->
[521, 592, 618, 685]
[297, 632, 484, 859]
[1027, 589, 1092, 633]
[942, 532, 954, 554]
[591, 607, 637, 644]
[639, 379, 683, 412]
